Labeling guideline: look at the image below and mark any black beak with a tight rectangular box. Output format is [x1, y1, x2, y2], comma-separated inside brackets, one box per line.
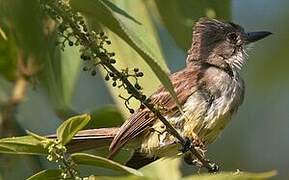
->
[246, 31, 272, 44]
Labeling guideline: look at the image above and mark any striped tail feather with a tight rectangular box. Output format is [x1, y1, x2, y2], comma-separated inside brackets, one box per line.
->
[47, 127, 119, 153]
[47, 127, 159, 169]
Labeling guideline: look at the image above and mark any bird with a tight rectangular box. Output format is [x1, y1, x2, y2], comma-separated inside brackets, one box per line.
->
[62, 17, 272, 168]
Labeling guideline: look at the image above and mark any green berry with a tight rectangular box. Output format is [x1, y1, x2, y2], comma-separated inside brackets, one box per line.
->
[136, 72, 144, 77]
[110, 59, 116, 64]
[91, 70, 96, 76]
[141, 95, 146, 101]
[105, 75, 110, 81]
[140, 104, 145, 109]
[135, 83, 141, 90]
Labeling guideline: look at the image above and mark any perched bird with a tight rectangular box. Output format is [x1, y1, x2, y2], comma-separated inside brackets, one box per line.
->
[64, 17, 271, 168]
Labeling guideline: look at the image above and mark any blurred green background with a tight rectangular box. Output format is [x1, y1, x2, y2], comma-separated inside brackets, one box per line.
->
[0, 0, 288, 179]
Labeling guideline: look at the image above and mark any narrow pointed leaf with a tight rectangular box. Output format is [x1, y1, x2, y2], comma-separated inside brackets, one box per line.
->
[87, 106, 124, 128]
[0, 31, 17, 81]
[42, 45, 81, 115]
[140, 158, 181, 180]
[27, 169, 62, 180]
[71, 153, 143, 176]
[92, 0, 169, 117]
[84, 175, 144, 180]
[0, 136, 47, 155]
[71, 0, 181, 112]
[56, 114, 91, 145]
[182, 171, 277, 180]
[26, 130, 48, 141]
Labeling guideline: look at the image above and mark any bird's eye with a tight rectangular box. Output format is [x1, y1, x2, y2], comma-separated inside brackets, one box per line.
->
[227, 32, 238, 42]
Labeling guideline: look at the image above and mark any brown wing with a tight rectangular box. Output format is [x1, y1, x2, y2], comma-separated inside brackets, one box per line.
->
[109, 66, 199, 157]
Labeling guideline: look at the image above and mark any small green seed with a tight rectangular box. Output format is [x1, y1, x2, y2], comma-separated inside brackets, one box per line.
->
[105, 75, 110, 81]
[110, 59, 116, 64]
[141, 95, 146, 101]
[135, 83, 141, 90]
[136, 72, 144, 77]
[140, 104, 145, 109]
[91, 70, 96, 76]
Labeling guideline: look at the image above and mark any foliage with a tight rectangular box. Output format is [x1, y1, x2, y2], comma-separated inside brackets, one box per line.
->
[0, 114, 276, 179]
[0, 0, 277, 179]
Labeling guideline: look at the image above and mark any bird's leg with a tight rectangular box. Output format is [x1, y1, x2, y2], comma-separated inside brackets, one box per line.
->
[180, 137, 219, 173]
[184, 152, 203, 167]
[180, 136, 204, 154]
[180, 137, 193, 153]
[183, 151, 219, 173]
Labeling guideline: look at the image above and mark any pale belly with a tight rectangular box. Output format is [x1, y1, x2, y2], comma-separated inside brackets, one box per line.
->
[139, 71, 244, 157]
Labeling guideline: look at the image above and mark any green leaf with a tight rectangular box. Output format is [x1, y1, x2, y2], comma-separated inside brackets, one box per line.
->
[140, 158, 181, 180]
[56, 113, 91, 145]
[0, 0, 46, 60]
[71, 0, 181, 114]
[84, 175, 145, 180]
[182, 171, 277, 180]
[0, 0, 80, 113]
[0, 136, 47, 155]
[154, 0, 231, 50]
[90, 146, 134, 165]
[87, 0, 168, 117]
[71, 153, 143, 176]
[0, 26, 7, 40]
[27, 169, 62, 180]
[86, 106, 124, 128]
[0, 32, 17, 81]
[42, 45, 81, 116]
[26, 130, 48, 141]
[0, 77, 13, 104]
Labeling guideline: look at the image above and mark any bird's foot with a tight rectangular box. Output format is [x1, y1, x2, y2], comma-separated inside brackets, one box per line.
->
[184, 153, 203, 167]
[183, 153, 219, 173]
[207, 162, 219, 173]
[177, 136, 219, 173]
[180, 137, 193, 153]
[179, 136, 205, 154]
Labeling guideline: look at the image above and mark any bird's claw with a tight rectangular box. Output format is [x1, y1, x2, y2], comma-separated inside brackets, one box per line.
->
[207, 162, 219, 173]
[183, 151, 220, 173]
[180, 137, 193, 153]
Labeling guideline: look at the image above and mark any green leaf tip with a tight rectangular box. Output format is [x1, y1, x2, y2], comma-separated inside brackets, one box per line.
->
[57, 113, 91, 145]
[71, 153, 143, 177]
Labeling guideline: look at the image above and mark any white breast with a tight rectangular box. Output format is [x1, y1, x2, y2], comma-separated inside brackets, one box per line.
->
[178, 67, 244, 144]
[200, 69, 244, 143]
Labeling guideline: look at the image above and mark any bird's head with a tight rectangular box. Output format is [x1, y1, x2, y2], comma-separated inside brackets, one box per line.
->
[187, 18, 271, 71]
